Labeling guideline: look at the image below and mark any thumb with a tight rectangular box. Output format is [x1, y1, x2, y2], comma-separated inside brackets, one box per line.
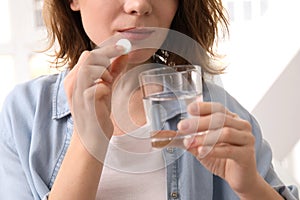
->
[109, 55, 128, 79]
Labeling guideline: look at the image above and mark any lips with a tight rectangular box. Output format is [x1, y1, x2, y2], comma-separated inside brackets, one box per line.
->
[118, 27, 155, 40]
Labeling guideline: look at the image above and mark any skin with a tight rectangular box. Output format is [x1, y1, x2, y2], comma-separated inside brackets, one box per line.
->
[178, 102, 283, 199]
[49, 0, 178, 199]
[49, 0, 284, 199]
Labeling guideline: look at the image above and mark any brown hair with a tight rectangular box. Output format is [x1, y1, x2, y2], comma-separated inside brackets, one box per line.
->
[43, 0, 229, 74]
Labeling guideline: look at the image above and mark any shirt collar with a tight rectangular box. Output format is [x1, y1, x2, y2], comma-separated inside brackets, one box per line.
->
[52, 69, 71, 120]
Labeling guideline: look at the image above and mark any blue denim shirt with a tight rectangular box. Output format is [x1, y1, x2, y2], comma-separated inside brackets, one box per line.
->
[0, 70, 298, 200]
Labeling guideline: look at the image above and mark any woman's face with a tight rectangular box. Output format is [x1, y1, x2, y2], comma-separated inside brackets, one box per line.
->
[70, 0, 179, 63]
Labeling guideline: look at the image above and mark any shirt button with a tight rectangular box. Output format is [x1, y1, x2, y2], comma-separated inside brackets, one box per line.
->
[171, 192, 179, 199]
[166, 147, 174, 153]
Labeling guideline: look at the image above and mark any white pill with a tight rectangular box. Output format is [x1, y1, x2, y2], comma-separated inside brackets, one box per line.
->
[116, 39, 132, 55]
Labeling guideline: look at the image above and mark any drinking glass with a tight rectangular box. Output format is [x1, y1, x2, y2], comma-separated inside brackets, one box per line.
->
[139, 65, 203, 148]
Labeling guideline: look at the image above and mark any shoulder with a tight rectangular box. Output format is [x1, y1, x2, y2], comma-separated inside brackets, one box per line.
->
[6, 72, 62, 106]
[2, 74, 54, 118]
[0, 71, 68, 138]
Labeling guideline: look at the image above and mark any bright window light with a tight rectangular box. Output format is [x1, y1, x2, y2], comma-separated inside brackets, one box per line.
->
[0, 55, 15, 108]
[0, 0, 12, 44]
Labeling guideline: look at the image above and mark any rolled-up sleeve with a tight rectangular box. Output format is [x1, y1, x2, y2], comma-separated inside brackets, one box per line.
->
[265, 165, 299, 200]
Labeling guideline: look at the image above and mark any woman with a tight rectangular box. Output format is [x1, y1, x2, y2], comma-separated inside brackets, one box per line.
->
[0, 0, 298, 199]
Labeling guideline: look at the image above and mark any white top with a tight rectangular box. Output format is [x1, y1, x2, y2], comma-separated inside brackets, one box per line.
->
[96, 125, 167, 200]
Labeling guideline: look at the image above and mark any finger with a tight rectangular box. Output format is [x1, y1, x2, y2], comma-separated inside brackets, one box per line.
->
[77, 46, 127, 88]
[73, 82, 114, 139]
[184, 128, 255, 149]
[108, 54, 129, 79]
[81, 82, 112, 103]
[66, 46, 114, 85]
[186, 145, 213, 159]
[95, 82, 113, 118]
[178, 113, 251, 133]
[197, 144, 253, 161]
[186, 143, 247, 161]
[79, 65, 113, 88]
[188, 102, 239, 118]
[86, 45, 126, 66]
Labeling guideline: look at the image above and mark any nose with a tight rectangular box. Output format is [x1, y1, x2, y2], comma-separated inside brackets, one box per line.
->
[124, 0, 153, 16]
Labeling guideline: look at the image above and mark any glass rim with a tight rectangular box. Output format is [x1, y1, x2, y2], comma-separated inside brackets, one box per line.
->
[139, 65, 201, 78]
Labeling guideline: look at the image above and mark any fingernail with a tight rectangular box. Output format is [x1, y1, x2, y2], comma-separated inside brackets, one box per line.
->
[233, 113, 240, 119]
[115, 45, 125, 53]
[183, 137, 193, 148]
[178, 120, 189, 130]
[188, 102, 199, 113]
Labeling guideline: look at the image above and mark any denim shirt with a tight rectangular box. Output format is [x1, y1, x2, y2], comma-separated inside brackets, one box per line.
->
[0, 70, 298, 200]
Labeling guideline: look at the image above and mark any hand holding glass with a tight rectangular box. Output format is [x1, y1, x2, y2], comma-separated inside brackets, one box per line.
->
[139, 65, 202, 149]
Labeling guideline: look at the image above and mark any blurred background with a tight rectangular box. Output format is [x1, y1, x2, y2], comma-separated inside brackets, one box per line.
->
[0, 0, 299, 189]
